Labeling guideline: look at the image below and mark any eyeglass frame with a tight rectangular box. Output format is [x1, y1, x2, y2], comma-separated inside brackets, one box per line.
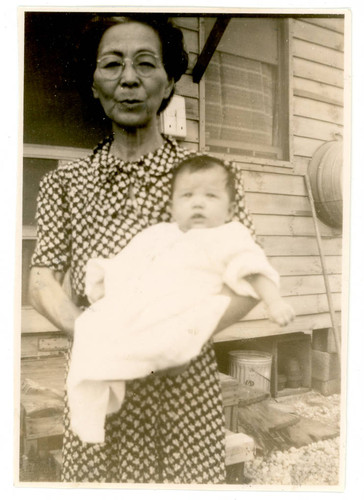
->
[95, 52, 163, 80]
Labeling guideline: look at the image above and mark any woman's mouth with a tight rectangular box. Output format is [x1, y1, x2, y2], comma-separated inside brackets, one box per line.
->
[118, 99, 143, 109]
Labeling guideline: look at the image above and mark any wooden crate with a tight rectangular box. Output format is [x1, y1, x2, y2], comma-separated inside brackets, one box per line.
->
[219, 372, 239, 432]
[20, 355, 66, 455]
[312, 350, 340, 381]
[274, 333, 312, 397]
[215, 332, 312, 398]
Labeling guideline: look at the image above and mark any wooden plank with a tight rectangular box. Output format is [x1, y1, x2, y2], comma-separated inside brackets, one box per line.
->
[245, 192, 311, 216]
[278, 416, 339, 449]
[293, 96, 344, 124]
[280, 274, 341, 296]
[293, 155, 310, 175]
[244, 292, 341, 321]
[292, 38, 344, 70]
[312, 350, 340, 381]
[175, 74, 199, 99]
[303, 17, 345, 34]
[293, 19, 344, 51]
[293, 57, 344, 88]
[185, 52, 198, 75]
[269, 255, 342, 276]
[242, 171, 306, 196]
[221, 154, 293, 172]
[213, 311, 339, 342]
[225, 431, 255, 466]
[257, 235, 342, 256]
[293, 76, 344, 106]
[293, 136, 327, 158]
[25, 413, 64, 440]
[252, 214, 343, 238]
[22, 307, 59, 334]
[185, 118, 199, 143]
[184, 96, 199, 120]
[311, 377, 341, 395]
[293, 116, 344, 142]
[173, 16, 199, 31]
[21, 356, 66, 394]
[178, 140, 198, 151]
[180, 28, 199, 53]
[21, 332, 70, 358]
[237, 401, 300, 454]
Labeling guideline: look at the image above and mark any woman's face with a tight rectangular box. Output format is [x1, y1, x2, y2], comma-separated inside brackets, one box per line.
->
[92, 22, 174, 130]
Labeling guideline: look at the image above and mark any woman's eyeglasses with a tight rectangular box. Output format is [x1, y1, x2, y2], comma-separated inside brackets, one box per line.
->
[96, 53, 162, 80]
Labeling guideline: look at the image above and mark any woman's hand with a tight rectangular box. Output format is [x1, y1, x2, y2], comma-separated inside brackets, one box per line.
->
[29, 267, 82, 337]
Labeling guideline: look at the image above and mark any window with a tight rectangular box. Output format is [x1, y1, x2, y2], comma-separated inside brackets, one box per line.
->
[204, 17, 290, 161]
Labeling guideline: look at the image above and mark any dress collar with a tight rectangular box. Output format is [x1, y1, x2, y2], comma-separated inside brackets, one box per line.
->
[91, 135, 179, 185]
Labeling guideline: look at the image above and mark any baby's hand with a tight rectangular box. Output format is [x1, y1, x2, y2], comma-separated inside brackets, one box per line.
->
[267, 299, 295, 327]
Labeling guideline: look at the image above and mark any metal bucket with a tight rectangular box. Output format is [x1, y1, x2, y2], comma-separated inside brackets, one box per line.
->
[229, 350, 272, 393]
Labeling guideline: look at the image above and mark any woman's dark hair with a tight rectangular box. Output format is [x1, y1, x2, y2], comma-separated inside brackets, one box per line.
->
[76, 13, 189, 121]
[171, 155, 237, 202]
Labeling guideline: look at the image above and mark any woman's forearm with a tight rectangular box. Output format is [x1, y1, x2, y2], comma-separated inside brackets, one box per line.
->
[29, 267, 82, 337]
[213, 286, 258, 334]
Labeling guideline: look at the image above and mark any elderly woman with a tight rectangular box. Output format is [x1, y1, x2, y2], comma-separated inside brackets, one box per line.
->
[29, 14, 257, 484]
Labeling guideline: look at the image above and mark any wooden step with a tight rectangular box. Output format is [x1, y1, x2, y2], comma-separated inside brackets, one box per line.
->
[225, 429, 255, 466]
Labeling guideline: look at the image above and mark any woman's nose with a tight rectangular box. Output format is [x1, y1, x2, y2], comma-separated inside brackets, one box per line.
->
[119, 60, 139, 86]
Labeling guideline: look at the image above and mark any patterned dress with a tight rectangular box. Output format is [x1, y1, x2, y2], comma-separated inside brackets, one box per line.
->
[31, 136, 255, 483]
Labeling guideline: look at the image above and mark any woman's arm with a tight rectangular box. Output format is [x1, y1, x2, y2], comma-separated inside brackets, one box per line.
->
[29, 267, 82, 338]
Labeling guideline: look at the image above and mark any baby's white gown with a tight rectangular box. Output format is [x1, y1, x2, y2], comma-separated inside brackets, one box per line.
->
[67, 221, 279, 443]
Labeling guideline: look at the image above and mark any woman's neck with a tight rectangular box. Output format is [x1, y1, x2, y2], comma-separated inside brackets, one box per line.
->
[110, 123, 165, 162]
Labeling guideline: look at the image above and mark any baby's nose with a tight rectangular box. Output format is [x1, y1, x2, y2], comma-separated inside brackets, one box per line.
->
[192, 195, 205, 207]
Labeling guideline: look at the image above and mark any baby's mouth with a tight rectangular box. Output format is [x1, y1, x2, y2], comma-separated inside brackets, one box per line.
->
[191, 214, 206, 221]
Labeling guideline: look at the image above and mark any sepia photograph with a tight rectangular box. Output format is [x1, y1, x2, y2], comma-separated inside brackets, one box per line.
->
[15, 6, 351, 491]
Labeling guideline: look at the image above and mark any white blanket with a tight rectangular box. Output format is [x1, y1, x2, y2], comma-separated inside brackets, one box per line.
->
[67, 221, 279, 443]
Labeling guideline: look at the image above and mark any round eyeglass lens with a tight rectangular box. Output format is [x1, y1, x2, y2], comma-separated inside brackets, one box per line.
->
[97, 53, 160, 79]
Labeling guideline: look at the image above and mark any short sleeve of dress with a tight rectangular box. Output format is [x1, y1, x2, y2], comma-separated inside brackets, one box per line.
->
[229, 162, 256, 240]
[31, 169, 71, 273]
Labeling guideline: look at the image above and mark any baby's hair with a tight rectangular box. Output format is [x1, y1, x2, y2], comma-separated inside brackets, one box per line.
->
[171, 155, 236, 201]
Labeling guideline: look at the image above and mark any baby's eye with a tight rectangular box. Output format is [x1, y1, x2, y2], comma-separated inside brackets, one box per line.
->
[206, 193, 217, 198]
[182, 192, 192, 198]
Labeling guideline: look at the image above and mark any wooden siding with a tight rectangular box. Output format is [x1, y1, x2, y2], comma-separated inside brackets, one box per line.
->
[173, 17, 201, 151]
[215, 16, 345, 342]
[21, 15, 346, 343]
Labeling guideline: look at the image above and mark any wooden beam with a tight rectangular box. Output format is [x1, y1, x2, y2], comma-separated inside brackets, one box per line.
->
[192, 15, 231, 83]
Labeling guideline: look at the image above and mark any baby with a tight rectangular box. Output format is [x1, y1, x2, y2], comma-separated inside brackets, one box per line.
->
[67, 155, 295, 443]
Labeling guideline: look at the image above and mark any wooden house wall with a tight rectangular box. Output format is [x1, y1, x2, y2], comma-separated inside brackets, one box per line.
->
[173, 16, 345, 343]
[21, 16, 346, 348]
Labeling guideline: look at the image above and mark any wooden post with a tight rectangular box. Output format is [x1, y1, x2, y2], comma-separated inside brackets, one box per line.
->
[304, 174, 341, 365]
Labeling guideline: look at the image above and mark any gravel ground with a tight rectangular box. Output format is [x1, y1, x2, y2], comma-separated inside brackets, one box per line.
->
[244, 391, 342, 486]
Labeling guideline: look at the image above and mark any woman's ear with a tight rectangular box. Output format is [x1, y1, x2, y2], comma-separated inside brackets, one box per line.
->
[92, 83, 99, 99]
[164, 78, 175, 100]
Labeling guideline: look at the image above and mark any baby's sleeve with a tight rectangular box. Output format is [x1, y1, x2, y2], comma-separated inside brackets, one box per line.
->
[222, 223, 280, 298]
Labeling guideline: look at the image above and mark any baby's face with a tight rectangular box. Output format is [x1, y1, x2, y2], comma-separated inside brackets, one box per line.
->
[171, 165, 235, 232]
